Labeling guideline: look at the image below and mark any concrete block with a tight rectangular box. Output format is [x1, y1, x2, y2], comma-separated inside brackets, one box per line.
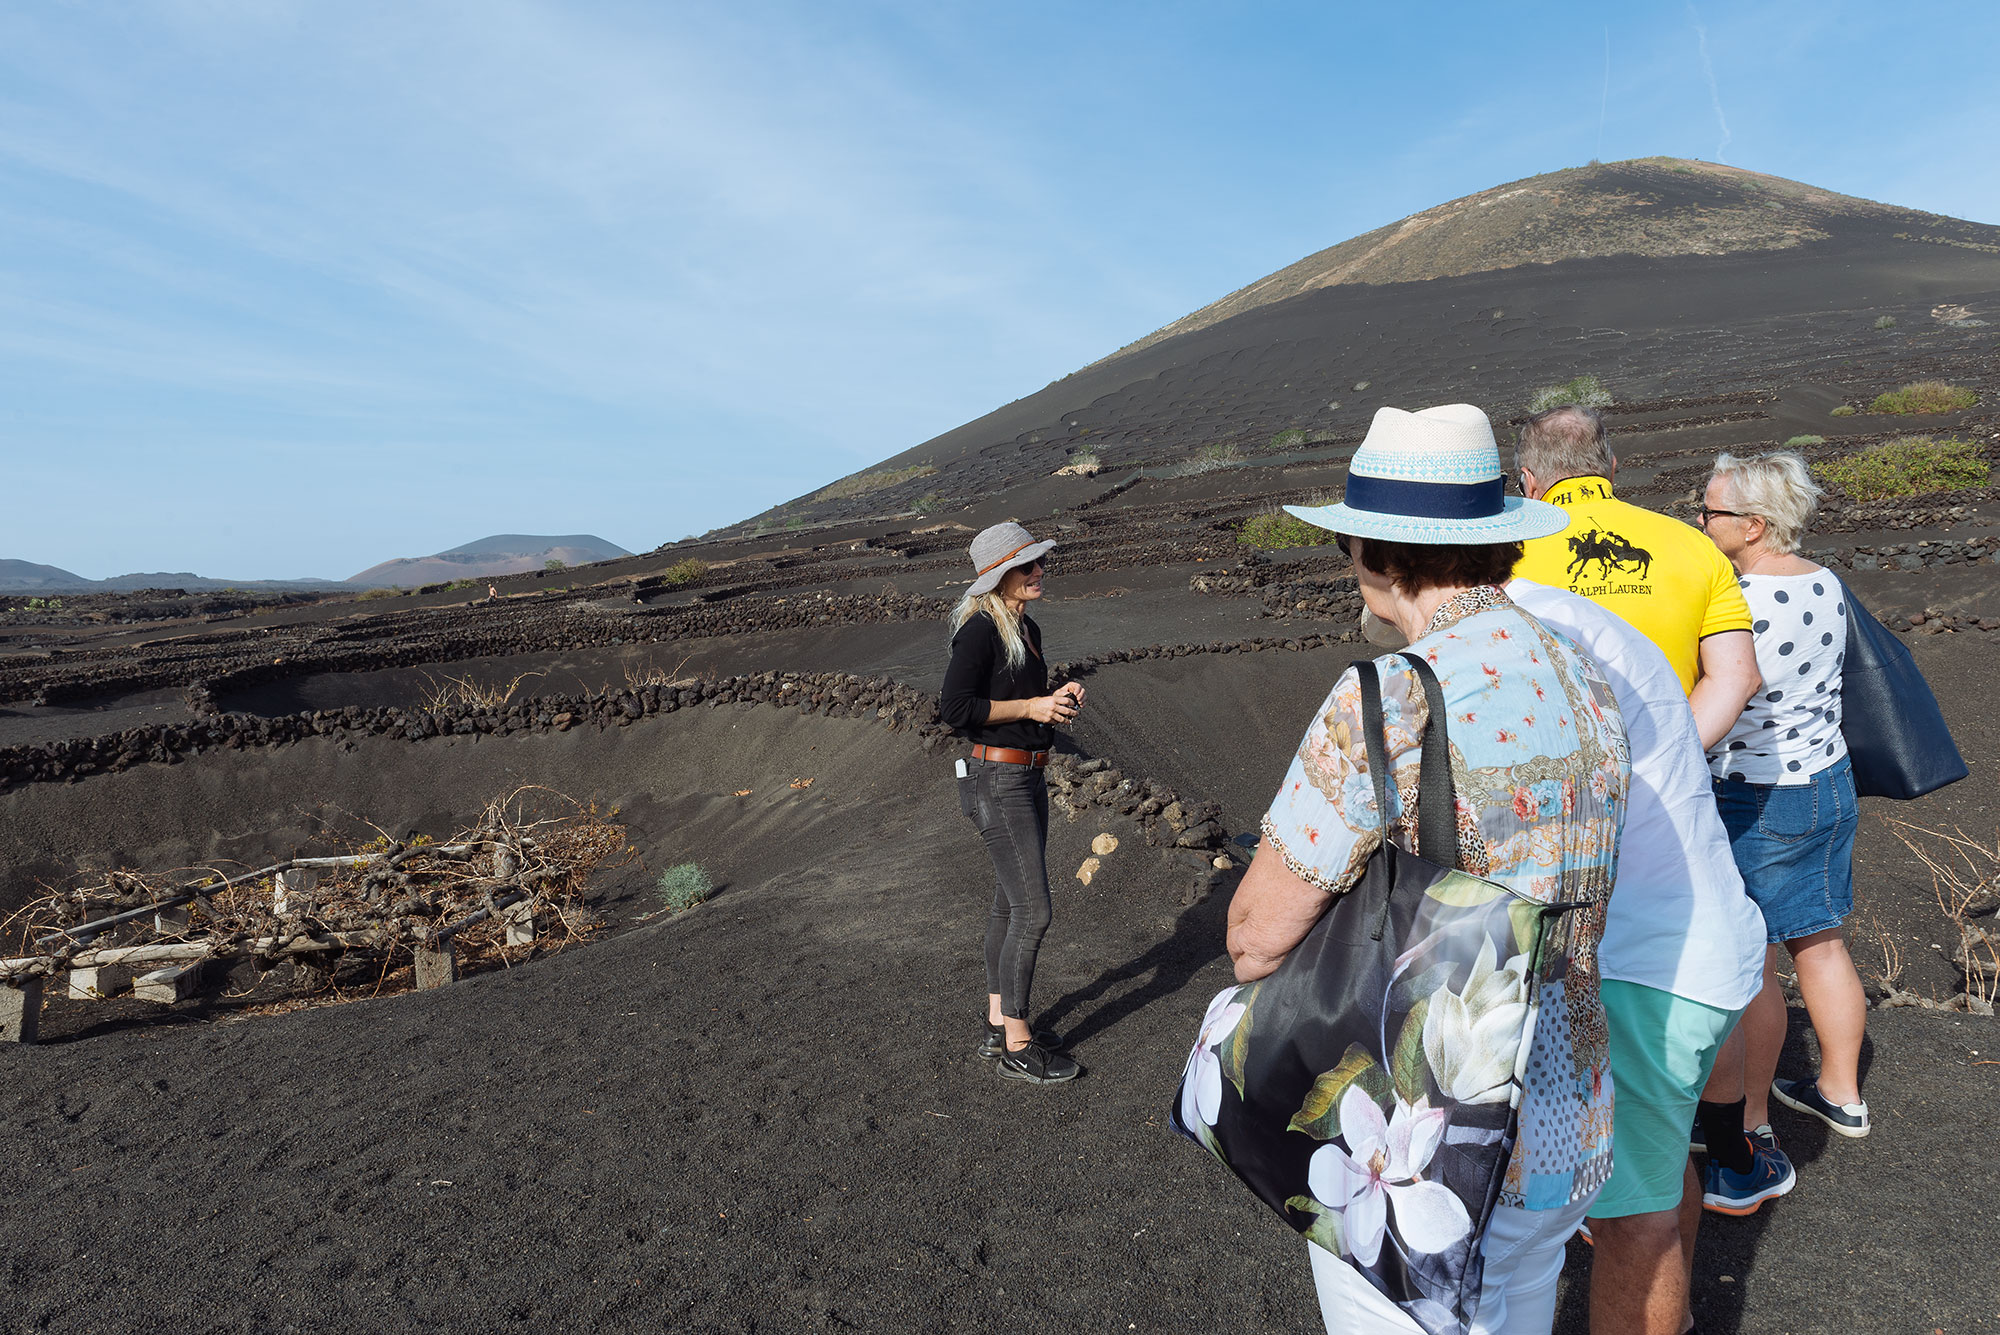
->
[274, 868, 318, 915]
[501, 901, 536, 948]
[1, 980, 42, 1044]
[414, 942, 457, 990]
[67, 965, 134, 1000]
[132, 962, 200, 1003]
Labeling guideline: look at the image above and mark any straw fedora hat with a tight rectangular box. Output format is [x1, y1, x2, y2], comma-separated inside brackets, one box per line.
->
[965, 522, 1057, 596]
[1284, 403, 1567, 544]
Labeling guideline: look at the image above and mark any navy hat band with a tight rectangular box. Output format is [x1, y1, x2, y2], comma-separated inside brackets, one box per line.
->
[1343, 473, 1506, 520]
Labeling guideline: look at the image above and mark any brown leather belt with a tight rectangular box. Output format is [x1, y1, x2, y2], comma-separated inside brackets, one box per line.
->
[972, 744, 1050, 768]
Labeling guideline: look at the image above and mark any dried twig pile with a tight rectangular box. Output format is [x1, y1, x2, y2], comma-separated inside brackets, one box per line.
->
[0, 786, 629, 996]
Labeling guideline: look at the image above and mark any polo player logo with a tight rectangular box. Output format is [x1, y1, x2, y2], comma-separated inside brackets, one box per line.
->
[1566, 528, 1653, 583]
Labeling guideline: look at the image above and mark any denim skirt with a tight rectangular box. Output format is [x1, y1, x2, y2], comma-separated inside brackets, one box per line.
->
[1712, 754, 1858, 944]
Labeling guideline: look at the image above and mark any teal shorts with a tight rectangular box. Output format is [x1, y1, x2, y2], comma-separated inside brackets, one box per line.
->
[1592, 979, 1742, 1219]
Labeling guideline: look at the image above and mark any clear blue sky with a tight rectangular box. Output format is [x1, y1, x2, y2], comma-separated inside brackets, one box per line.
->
[4, 1, 1996, 580]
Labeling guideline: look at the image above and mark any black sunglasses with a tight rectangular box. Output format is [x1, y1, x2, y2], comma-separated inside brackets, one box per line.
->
[1698, 507, 1746, 525]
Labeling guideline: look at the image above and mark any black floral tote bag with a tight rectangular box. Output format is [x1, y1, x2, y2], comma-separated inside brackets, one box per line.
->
[1170, 655, 1575, 1335]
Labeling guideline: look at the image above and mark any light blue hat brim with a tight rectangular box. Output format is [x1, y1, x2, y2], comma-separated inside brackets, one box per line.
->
[1283, 496, 1570, 545]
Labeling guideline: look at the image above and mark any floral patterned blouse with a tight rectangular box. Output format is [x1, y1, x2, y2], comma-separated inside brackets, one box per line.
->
[1260, 585, 1631, 1209]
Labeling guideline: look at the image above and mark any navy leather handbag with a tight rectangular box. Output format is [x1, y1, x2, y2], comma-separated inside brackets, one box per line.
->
[1835, 576, 1966, 800]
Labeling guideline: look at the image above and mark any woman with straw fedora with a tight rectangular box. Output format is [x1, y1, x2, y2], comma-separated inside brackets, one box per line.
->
[940, 521, 1087, 1084]
[1223, 404, 1630, 1334]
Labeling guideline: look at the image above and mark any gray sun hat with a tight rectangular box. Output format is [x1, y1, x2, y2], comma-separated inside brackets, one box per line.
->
[966, 522, 1056, 596]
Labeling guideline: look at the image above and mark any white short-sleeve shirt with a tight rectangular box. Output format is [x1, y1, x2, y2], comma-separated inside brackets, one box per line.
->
[1710, 569, 1847, 785]
[1507, 579, 1766, 1012]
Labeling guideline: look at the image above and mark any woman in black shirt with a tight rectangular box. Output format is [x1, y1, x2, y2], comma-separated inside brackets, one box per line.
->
[939, 522, 1086, 1084]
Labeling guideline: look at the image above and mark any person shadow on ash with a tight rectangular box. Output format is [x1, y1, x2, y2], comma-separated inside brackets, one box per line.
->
[1032, 852, 1242, 1052]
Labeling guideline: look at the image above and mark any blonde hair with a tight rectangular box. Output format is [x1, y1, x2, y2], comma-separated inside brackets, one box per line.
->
[951, 591, 1028, 670]
[1710, 451, 1823, 554]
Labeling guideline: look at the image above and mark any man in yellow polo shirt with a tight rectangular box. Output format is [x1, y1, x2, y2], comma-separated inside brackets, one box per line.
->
[1513, 404, 1758, 744]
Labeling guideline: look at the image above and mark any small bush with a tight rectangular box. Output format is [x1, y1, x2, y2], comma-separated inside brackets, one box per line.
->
[912, 492, 941, 514]
[1782, 435, 1826, 449]
[1527, 375, 1613, 413]
[661, 558, 708, 587]
[814, 464, 937, 503]
[656, 863, 713, 912]
[544, 558, 568, 571]
[358, 586, 404, 600]
[1070, 449, 1101, 469]
[1867, 380, 1979, 415]
[1812, 437, 1990, 502]
[1874, 315, 1897, 330]
[1238, 510, 1328, 549]
[1268, 428, 1310, 449]
[1829, 405, 1857, 417]
[1164, 443, 1244, 478]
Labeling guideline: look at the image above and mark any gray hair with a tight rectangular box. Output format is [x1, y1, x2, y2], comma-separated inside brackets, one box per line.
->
[1709, 451, 1822, 554]
[1516, 405, 1615, 485]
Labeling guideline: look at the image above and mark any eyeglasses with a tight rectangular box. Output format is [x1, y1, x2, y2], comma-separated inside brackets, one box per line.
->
[1697, 507, 1746, 526]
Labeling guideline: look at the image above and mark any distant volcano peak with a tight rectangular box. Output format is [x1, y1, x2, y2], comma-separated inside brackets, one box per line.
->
[1104, 158, 2000, 364]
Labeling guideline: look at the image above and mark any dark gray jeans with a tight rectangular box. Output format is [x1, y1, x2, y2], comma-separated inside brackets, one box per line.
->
[959, 757, 1052, 1020]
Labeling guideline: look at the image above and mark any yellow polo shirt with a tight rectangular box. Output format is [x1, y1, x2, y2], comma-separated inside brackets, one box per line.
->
[1514, 475, 1751, 692]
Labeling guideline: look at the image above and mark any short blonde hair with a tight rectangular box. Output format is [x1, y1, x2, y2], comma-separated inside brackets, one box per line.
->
[1710, 451, 1822, 554]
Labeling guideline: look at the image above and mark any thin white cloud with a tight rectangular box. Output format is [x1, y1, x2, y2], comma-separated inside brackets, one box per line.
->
[1689, 8, 1732, 162]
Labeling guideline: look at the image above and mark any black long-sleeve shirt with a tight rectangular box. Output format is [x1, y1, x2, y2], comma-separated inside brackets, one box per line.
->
[939, 612, 1053, 751]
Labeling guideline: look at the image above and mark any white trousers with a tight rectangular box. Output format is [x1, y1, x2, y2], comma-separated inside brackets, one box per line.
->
[1308, 1190, 1597, 1335]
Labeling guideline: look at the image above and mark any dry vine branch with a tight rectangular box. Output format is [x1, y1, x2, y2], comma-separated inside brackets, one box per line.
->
[1884, 817, 2000, 1008]
[416, 669, 545, 713]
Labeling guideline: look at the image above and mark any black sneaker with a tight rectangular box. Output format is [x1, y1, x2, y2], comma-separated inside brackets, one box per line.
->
[977, 1022, 1063, 1059]
[1771, 1077, 1870, 1138]
[996, 1041, 1080, 1084]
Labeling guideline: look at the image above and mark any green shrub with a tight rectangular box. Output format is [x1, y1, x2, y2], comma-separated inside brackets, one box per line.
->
[1867, 380, 1979, 415]
[544, 558, 567, 571]
[1873, 315, 1897, 330]
[358, 586, 403, 600]
[1238, 510, 1328, 549]
[661, 558, 708, 587]
[1829, 405, 1857, 417]
[656, 862, 713, 912]
[1268, 428, 1310, 449]
[1069, 449, 1101, 469]
[1527, 375, 1613, 413]
[1812, 437, 1990, 502]
[1782, 435, 1826, 449]
[814, 464, 937, 502]
[912, 492, 941, 514]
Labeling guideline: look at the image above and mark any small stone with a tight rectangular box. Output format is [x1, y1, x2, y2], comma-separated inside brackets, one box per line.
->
[1091, 833, 1119, 856]
[1075, 856, 1101, 886]
[1212, 855, 1233, 870]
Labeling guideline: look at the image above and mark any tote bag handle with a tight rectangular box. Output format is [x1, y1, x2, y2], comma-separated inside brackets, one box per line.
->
[1353, 653, 1459, 939]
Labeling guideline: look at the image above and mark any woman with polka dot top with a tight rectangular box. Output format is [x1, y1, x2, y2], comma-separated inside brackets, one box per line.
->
[1698, 451, 1872, 1152]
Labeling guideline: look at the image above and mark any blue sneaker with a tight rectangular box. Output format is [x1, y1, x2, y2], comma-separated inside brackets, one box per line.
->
[1702, 1129, 1796, 1216]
